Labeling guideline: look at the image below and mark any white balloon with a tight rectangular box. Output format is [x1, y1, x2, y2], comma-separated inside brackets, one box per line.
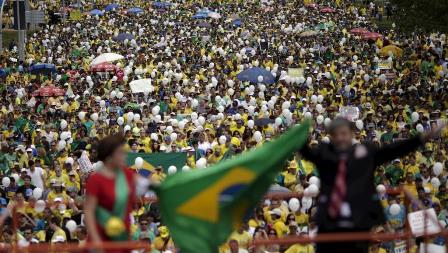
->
[117, 91, 124, 99]
[178, 121, 186, 130]
[2, 177, 10, 187]
[310, 95, 318, 103]
[60, 120, 68, 130]
[33, 199, 45, 213]
[431, 177, 441, 189]
[117, 117, 124, 126]
[316, 115, 324, 125]
[433, 162, 443, 176]
[198, 116, 206, 126]
[301, 197, 313, 209]
[182, 165, 191, 172]
[309, 176, 320, 187]
[389, 204, 401, 216]
[275, 117, 282, 126]
[65, 220, 77, 233]
[135, 157, 144, 169]
[288, 198, 300, 212]
[152, 106, 160, 116]
[196, 158, 207, 169]
[78, 111, 86, 120]
[32, 187, 43, 199]
[307, 184, 319, 197]
[191, 99, 199, 108]
[219, 135, 227, 145]
[90, 113, 99, 122]
[416, 124, 424, 133]
[57, 140, 66, 151]
[127, 112, 134, 122]
[324, 118, 332, 128]
[247, 120, 255, 129]
[376, 184, 386, 194]
[168, 166, 177, 175]
[166, 126, 174, 134]
[150, 133, 158, 141]
[170, 133, 178, 142]
[304, 112, 312, 119]
[411, 112, 419, 123]
[355, 120, 364, 130]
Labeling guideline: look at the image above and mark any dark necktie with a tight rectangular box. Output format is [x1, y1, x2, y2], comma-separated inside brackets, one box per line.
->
[328, 158, 347, 218]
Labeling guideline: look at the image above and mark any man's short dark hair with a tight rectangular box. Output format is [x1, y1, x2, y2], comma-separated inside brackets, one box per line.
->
[327, 117, 355, 135]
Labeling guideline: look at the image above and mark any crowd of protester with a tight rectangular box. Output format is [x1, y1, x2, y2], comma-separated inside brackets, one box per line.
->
[0, 0, 447, 252]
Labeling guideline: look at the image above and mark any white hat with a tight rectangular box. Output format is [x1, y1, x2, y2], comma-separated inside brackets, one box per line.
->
[270, 208, 282, 216]
[51, 235, 65, 243]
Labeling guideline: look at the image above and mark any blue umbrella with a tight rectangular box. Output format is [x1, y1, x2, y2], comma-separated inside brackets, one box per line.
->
[237, 67, 275, 84]
[29, 64, 56, 75]
[0, 68, 7, 77]
[89, 9, 104, 16]
[105, 3, 119, 12]
[113, 33, 134, 42]
[127, 7, 143, 14]
[233, 19, 242, 27]
[244, 47, 256, 54]
[192, 13, 208, 19]
[152, 1, 173, 8]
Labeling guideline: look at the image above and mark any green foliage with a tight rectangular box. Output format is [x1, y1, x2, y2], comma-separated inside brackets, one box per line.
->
[390, 0, 448, 33]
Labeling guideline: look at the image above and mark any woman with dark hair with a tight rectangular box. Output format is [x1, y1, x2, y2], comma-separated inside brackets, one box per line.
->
[84, 134, 136, 253]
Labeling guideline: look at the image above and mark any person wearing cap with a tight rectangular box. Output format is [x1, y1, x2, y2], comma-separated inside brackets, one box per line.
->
[47, 180, 69, 204]
[150, 166, 166, 185]
[49, 216, 67, 244]
[298, 117, 445, 253]
[385, 159, 404, 187]
[65, 171, 80, 192]
[85, 134, 137, 251]
[153, 226, 175, 252]
[270, 208, 289, 238]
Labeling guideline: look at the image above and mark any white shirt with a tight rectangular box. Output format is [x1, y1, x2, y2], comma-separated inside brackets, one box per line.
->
[27, 167, 45, 189]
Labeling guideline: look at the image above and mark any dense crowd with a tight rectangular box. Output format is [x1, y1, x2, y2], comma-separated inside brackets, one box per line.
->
[0, 0, 447, 252]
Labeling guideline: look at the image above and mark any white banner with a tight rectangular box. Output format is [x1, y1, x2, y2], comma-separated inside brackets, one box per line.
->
[407, 208, 441, 237]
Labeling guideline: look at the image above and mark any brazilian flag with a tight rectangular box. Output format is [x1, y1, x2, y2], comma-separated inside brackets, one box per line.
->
[154, 121, 310, 253]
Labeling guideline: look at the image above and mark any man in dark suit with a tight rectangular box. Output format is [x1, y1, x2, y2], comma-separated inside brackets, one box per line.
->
[300, 118, 444, 253]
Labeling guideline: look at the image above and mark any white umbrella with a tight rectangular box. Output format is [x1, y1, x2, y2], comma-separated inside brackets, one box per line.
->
[90, 53, 124, 66]
[208, 12, 221, 19]
[129, 79, 154, 94]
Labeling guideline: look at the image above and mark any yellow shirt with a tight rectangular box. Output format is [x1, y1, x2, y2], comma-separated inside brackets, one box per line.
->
[153, 237, 175, 251]
[273, 219, 289, 238]
[51, 228, 67, 243]
[229, 231, 252, 249]
[285, 244, 315, 253]
[150, 172, 166, 184]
